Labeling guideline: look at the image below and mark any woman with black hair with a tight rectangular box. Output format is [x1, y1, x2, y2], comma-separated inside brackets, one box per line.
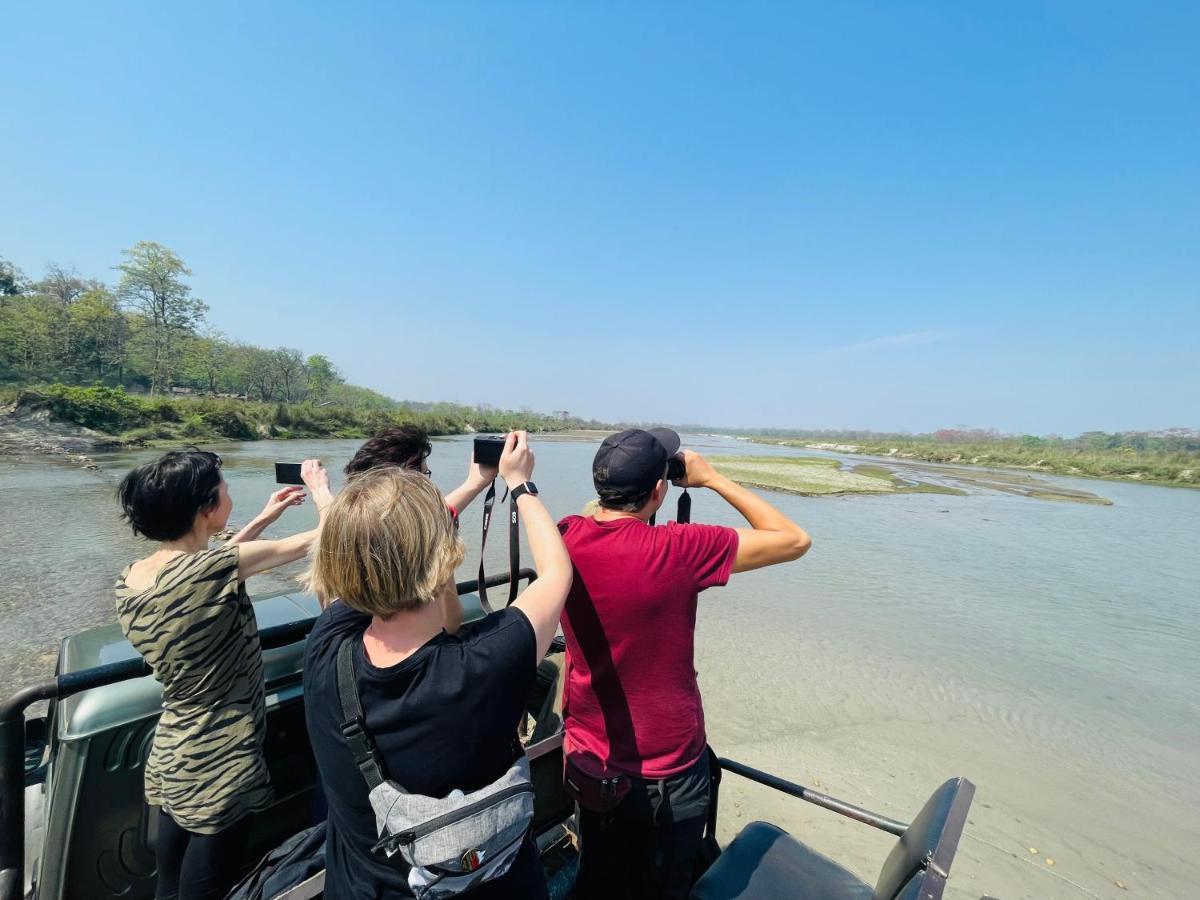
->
[115, 449, 334, 900]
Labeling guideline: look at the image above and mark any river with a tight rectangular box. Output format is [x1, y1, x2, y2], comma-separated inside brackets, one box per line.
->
[1, 434, 1197, 898]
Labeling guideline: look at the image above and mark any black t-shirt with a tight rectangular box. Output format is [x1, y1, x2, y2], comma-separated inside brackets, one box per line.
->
[303, 602, 546, 899]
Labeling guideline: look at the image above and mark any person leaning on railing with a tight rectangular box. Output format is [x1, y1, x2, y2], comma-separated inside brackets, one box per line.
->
[115, 449, 334, 900]
[301, 431, 572, 899]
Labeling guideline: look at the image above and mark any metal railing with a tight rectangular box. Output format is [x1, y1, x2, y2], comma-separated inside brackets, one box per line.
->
[712, 757, 909, 837]
[0, 569, 535, 900]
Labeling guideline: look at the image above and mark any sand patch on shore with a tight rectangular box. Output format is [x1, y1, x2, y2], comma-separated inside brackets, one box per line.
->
[712, 455, 896, 495]
[711, 455, 963, 497]
[696, 614, 1189, 899]
[0, 403, 112, 465]
[710, 454, 1111, 505]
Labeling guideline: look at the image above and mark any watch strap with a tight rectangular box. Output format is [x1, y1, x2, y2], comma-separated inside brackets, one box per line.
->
[510, 481, 538, 501]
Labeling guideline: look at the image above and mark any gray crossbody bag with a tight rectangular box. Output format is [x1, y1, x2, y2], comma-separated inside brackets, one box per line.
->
[335, 639, 535, 898]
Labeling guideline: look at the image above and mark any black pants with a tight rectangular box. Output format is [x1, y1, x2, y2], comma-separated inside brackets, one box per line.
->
[154, 808, 253, 900]
[575, 752, 711, 900]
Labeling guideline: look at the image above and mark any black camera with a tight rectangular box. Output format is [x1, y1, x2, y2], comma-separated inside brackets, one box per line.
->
[473, 434, 506, 467]
[666, 453, 686, 483]
[274, 462, 304, 485]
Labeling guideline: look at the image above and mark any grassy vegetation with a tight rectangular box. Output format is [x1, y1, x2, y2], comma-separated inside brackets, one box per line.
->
[710, 455, 959, 497]
[746, 437, 1200, 488]
[2, 384, 594, 445]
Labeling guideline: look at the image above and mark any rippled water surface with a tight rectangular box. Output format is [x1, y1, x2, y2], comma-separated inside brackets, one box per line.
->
[1, 434, 1197, 898]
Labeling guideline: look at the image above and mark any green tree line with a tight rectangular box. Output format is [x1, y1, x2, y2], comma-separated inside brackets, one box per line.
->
[711, 425, 1200, 455]
[1, 242, 366, 405]
[1, 244, 610, 442]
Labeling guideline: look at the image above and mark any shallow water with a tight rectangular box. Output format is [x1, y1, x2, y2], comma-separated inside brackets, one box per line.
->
[1, 435, 1197, 898]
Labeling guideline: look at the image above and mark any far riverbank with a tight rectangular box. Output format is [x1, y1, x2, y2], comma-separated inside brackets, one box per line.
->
[743, 436, 1199, 490]
[0, 384, 607, 462]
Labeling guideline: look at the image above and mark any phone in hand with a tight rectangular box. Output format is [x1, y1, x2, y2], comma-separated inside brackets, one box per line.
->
[473, 435, 506, 468]
[274, 462, 305, 485]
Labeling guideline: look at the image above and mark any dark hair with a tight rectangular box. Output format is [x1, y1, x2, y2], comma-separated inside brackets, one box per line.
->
[118, 448, 224, 541]
[344, 426, 432, 478]
[597, 486, 655, 513]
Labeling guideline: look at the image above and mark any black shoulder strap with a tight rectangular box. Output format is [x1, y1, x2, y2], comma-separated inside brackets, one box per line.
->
[335, 639, 392, 792]
[477, 479, 520, 612]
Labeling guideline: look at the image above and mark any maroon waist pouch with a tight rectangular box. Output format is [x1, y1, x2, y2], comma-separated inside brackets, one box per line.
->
[563, 753, 633, 814]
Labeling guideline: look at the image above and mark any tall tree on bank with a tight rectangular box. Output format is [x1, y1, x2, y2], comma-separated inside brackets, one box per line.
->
[69, 287, 128, 382]
[305, 353, 340, 401]
[37, 264, 95, 378]
[183, 329, 229, 395]
[272, 347, 306, 403]
[238, 344, 280, 401]
[115, 242, 207, 394]
[0, 258, 29, 302]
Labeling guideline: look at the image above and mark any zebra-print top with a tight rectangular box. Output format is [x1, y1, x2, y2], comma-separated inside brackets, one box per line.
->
[116, 546, 273, 833]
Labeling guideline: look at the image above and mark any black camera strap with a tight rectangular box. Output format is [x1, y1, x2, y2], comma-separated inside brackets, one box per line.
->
[477, 479, 519, 613]
[649, 489, 691, 527]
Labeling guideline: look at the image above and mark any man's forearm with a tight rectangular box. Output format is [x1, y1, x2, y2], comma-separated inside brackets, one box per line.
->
[707, 472, 801, 532]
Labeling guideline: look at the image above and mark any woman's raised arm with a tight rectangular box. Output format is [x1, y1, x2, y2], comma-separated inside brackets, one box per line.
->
[502, 432, 573, 660]
[237, 460, 335, 580]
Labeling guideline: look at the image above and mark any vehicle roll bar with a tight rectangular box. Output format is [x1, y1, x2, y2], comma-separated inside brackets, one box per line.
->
[714, 757, 909, 837]
[0, 569, 535, 900]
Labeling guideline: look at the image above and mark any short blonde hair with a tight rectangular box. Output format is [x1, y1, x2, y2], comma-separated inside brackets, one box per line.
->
[304, 468, 465, 618]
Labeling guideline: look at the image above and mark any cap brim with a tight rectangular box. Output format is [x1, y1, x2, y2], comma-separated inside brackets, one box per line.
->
[647, 427, 681, 457]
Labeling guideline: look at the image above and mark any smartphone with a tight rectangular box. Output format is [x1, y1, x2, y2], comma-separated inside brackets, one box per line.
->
[473, 435, 506, 467]
[275, 462, 304, 485]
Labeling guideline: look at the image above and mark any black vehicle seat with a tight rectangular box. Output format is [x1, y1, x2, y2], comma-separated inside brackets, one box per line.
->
[690, 778, 974, 900]
[689, 821, 871, 900]
[871, 778, 970, 899]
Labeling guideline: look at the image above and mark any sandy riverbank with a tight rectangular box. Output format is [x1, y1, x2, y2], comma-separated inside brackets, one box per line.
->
[0, 402, 112, 464]
[710, 454, 1110, 504]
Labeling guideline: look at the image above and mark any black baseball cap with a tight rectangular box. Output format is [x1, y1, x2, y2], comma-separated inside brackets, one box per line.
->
[593, 428, 681, 498]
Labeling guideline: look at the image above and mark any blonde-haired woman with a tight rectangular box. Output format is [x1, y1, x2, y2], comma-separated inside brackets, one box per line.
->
[301, 431, 571, 899]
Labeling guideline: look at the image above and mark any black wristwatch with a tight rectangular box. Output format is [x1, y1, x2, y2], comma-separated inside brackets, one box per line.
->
[510, 481, 539, 501]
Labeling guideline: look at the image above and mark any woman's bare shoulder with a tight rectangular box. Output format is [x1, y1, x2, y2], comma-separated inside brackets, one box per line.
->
[119, 547, 235, 594]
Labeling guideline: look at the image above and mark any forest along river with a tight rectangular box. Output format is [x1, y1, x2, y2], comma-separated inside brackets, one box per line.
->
[1, 434, 1197, 899]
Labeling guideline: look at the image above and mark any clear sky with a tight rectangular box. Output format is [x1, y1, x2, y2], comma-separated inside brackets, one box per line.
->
[3, 2, 1197, 434]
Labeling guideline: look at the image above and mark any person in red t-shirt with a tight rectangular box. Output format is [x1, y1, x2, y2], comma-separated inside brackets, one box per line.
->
[558, 428, 812, 900]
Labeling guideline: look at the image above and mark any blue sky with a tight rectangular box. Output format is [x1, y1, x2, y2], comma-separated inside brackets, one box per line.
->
[3, 2, 1197, 434]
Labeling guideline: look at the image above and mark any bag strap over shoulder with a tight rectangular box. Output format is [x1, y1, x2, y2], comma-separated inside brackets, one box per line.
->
[335, 638, 395, 793]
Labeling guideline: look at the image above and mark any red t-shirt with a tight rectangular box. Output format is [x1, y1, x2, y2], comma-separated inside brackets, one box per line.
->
[557, 515, 739, 778]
